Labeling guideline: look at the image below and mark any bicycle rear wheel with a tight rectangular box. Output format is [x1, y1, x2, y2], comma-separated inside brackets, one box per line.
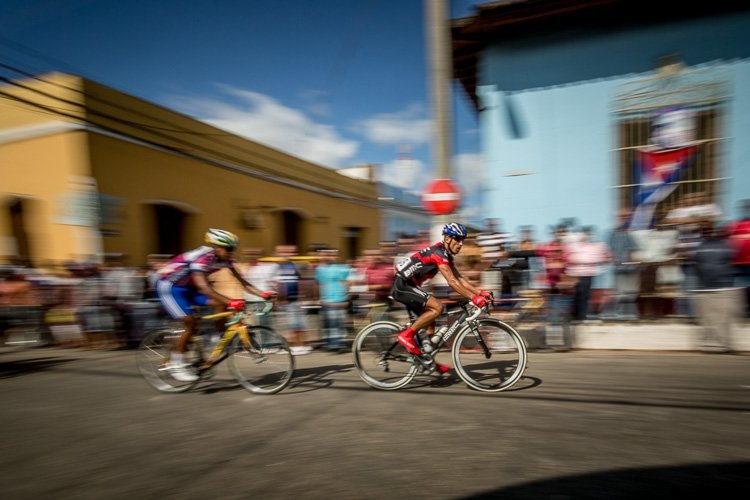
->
[136, 328, 202, 393]
[228, 327, 294, 395]
[451, 318, 527, 392]
[352, 321, 417, 390]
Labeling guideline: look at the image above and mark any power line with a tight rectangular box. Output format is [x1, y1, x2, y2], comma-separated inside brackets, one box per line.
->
[0, 70, 427, 216]
[0, 62, 230, 136]
[0, 35, 90, 79]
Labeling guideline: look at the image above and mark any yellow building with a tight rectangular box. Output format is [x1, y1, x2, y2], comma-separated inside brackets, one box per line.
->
[0, 72, 386, 266]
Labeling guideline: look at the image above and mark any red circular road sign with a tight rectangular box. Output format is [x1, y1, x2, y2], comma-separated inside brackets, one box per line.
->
[421, 178, 461, 215]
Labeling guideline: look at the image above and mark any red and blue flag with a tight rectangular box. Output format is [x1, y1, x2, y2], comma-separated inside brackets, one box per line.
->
[630, 145, 696, 230]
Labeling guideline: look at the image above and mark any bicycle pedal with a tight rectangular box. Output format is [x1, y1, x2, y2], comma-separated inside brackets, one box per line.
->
[414, 354, 434, 370]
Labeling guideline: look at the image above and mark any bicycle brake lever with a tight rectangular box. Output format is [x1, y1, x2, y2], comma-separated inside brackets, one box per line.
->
[467, 304, 484, 322]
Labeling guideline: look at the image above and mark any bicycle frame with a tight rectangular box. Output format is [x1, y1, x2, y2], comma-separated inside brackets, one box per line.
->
[398, 301, 488, 369]
[429, 302, 486, 352]
[198, 302, 273, 366]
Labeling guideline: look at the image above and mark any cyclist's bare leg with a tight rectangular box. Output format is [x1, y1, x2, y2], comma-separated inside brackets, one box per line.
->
[410, 296, 443, 332]
[414, 298, 450, 374]
[179, 291, 225, 350]
[176, 314, 198, 353]
[398, 297, 442, 355]
[167, 314, 199, 368]
[201, 303, 228, 369]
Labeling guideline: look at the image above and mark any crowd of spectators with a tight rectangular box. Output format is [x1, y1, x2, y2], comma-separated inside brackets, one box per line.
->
[1, 195, 748, 353]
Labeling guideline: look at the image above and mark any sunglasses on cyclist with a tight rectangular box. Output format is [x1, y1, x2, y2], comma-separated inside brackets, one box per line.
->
[451, 236, 466, 243]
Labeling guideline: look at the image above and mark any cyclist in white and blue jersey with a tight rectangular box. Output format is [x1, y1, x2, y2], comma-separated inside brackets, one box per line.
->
[155, 228, 275, 381]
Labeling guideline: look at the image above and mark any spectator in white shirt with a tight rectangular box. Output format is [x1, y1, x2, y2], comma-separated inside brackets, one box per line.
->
[566, 226, 611, 321]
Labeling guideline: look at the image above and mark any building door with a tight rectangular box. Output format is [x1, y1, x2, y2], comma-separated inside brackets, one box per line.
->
[153, 204, 187, 256]
[342, 226, 362, 261]
[6, 198, 31, 265]
[282, 210, 301, 247]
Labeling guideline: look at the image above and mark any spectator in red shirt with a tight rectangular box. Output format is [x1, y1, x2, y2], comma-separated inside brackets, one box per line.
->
[364, 247, 395, 322]
[728, 199, 750, 318]
[537, 225, 576, 350]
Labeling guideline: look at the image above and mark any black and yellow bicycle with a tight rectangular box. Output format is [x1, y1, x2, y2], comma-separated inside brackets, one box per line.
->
[136, 302, 294, 395]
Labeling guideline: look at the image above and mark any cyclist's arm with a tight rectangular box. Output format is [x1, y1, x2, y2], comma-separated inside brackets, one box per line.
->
[453, 263, 484, 296]
[192, 271, 232, 306]
[229, 265, 271, 299]
[437, 263, 477, 300]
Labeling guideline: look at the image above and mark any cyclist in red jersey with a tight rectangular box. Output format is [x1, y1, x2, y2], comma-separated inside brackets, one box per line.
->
[391, 222, 493, 374]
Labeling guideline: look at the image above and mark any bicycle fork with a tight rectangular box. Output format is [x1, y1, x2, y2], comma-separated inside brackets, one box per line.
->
[468, 321, 492, 359]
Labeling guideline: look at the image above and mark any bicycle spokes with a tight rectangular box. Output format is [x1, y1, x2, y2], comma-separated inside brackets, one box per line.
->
[353, 321, 418, 390]
[452, 319, 527, 392]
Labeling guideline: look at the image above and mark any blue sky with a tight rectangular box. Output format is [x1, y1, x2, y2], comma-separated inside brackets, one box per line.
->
[0, 0, 485, 217]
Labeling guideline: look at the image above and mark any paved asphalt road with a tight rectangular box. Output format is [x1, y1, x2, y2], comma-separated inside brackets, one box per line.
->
[0, 346, 748, 499]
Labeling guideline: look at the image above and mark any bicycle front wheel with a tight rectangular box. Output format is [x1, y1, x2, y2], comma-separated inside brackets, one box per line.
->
[136, 328, 202, 393]
[452, 318, 527, 392]
[352, 321, 417, 390]
[228, 327, 294, 395]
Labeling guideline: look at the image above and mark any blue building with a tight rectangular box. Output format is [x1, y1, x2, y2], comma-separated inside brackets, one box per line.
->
[452, 0, 750, 241]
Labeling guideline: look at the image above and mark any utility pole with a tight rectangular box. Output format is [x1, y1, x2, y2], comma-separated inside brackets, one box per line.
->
[425, 0, 455, 246]
[425, 0, 453, 181]
[424, 0, 455, 292]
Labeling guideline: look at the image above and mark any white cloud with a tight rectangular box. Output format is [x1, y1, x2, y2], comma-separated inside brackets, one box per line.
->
[453, 152, 484, 195]
[376, 152, 484, 201]
[378, 157, 426, 193]
[452, 153, 484, 223]
[298, 89, 331, 118]
[171, 86, 358, 167]
[354, 103, 431, 145]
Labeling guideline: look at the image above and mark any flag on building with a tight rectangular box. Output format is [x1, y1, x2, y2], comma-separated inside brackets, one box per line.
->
[630, 145, 696, 230]
[629, 107, 698, 230]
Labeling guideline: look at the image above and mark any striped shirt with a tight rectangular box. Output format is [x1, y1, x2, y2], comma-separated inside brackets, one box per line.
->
[476, 231, 513, 260]
[155, 246, 233, 287]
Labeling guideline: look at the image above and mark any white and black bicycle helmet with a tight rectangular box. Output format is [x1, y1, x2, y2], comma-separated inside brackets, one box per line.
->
[205, 228, 239, 249]
[442, 222, 468, 239]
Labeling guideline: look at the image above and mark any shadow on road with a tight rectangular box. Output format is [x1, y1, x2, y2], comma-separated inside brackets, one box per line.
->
[192, 363, 357, 395]
[460, 461, 750, 499]
[402, 374, 542, 393]
[284, 363, 356, 394]
[0, 357, 77, 379]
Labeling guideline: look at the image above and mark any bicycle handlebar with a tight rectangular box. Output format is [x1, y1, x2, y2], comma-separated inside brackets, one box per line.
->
[255, 301, 274, 316]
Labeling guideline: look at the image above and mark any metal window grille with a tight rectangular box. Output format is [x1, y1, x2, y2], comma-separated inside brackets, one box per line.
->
[613, 67, 728, 218]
